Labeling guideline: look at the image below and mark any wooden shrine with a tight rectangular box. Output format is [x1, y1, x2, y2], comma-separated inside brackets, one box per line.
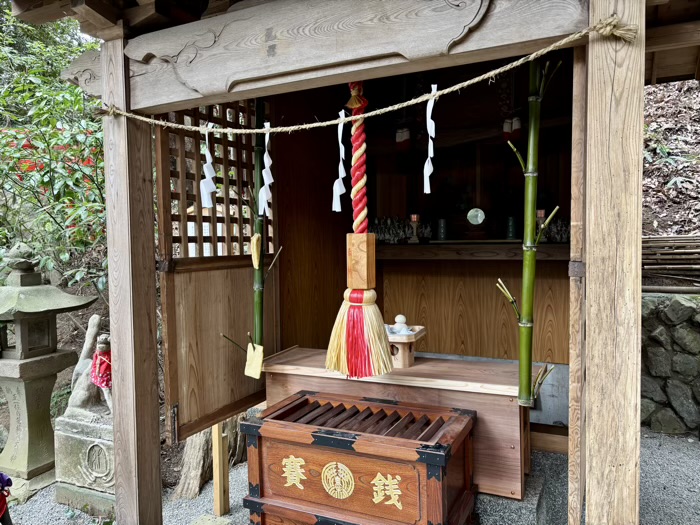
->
[241, 391, 476, 525]
[15, 0, 700, 523]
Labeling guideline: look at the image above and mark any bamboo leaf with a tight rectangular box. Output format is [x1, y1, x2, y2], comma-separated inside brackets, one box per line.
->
[542, 61, 563, 99]
[532, 364, 555, 399]
[535, 205, 560, 245]
[264, 245, 283, 282]
[507, 141, 525, 172]
[496, 278, 521, 320]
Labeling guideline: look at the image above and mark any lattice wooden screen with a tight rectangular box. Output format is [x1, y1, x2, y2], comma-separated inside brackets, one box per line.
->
[156, 101, 274, 260]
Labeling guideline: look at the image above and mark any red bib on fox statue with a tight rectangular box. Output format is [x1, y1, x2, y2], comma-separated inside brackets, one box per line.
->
[326, 82, 392, 379]
[91, 346, 112, 389]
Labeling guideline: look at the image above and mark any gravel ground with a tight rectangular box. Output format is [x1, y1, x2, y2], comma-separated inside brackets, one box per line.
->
[640, 431, 700, 525]
[8, 430, 700, 525]
[9, 464, 250, 525]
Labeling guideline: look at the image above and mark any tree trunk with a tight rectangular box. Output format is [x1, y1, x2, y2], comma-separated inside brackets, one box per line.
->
[172, 412, 249, 499]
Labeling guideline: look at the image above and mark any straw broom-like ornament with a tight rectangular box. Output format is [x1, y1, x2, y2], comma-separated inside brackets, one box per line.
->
[326, 81, 392, 378]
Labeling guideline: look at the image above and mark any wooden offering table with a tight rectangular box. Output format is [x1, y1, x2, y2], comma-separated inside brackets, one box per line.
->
[264, 347, 539, 499]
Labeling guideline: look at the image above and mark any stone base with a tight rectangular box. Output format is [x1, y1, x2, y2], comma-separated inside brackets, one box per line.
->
[55, 482, 115, 519]
[0, 374, 58, 479]
[8, 469, 56, 504]
[54, 415, 114, 494]
[190, 516, 235, 525]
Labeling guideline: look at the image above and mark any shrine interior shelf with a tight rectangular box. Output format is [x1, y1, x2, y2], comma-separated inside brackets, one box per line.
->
[376, 242, 570, 261]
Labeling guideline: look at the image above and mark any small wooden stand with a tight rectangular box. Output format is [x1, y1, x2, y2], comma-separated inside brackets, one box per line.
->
[387, 325, 426, 368]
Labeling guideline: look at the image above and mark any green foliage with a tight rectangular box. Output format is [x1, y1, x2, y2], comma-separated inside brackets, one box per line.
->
[50, 384, 72, 418]
[0, 2, 106, 290]
[644, 127, 685, 166]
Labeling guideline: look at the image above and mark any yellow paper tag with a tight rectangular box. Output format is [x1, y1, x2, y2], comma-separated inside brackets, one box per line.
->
[245, 343, 264, 379]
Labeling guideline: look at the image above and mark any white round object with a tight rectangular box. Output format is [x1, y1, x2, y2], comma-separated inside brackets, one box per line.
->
[467, 208, 485, 225]
[393, 314, 409, 334]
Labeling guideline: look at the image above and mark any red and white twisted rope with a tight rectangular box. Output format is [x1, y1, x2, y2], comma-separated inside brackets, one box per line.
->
[348, 81, 368, 234]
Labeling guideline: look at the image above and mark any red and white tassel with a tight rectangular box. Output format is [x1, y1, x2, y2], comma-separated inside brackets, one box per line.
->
[326, 289, 392, 378]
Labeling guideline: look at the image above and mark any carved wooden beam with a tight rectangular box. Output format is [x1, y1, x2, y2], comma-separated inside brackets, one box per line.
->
[61, 49, 102, 97]
[64, 0, 590, 113]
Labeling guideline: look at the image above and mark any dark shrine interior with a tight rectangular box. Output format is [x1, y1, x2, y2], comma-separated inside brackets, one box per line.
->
[272, 51, 574, 357]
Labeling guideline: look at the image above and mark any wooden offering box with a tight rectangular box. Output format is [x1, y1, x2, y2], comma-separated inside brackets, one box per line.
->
[242, 391, 476, 525]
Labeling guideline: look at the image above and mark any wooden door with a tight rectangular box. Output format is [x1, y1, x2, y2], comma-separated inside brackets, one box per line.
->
[155, 101, 278, 443]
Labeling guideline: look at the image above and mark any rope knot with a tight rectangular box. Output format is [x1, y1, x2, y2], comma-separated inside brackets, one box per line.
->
[347, 81, 368, 110]
[595, 14, 638, 43]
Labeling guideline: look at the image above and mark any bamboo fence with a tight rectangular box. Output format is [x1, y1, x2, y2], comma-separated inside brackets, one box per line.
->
[642, 235, 700, 282]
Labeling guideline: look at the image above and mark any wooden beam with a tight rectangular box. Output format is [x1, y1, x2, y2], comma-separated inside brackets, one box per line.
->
[124, 2, 163, 27]
[11, 0, 73, 24]
[70, 0, 117, 30]
[532, 424, 568, 455]
[66, 2, 700, 104]
[646, 21, 700, 53]
[585, 1, 644, 524]
[112, 0, 587, 113]
[568, 44, 587, 525]
[78, 18, 126, 41]
[102, 38, 163, 525]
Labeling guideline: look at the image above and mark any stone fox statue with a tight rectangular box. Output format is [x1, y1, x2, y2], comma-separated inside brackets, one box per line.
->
[66, 315, 112, 418]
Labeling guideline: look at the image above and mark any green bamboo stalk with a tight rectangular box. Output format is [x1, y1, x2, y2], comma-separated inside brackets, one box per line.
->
[518, 61, 542, 407]
[253, 98, 266, 347]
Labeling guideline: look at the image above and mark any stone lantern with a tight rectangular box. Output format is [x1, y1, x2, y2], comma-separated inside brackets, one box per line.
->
[0, 244, 96, 488]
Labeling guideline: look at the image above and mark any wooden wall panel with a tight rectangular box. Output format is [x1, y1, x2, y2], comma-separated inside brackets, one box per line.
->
[174, 266, 278, 431]
[272, 87, 352, 350]
[382, 260, 569, 364]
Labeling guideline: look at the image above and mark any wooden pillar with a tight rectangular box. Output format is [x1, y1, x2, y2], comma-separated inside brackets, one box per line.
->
[213, 422, 230, 516]
[102, 39, 163, 525]
[567, 45, 587, 525]
[584, 2, 644, 524]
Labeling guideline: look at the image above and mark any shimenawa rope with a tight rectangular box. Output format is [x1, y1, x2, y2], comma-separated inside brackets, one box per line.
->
[101, 15, 636, 135]
[347, 82, 369, 234]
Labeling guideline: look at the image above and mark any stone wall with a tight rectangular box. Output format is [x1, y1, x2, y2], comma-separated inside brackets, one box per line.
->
[642, 295, 700, 434]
